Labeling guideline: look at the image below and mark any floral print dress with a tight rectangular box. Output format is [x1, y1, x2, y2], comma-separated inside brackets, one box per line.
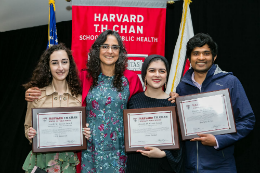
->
[81, 74, 130, 173]
[23, 152, 79, 173]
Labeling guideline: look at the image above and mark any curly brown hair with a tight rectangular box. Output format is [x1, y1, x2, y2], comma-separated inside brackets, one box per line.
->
[87, 30, 127, 92]
[23, 43, 82, 96]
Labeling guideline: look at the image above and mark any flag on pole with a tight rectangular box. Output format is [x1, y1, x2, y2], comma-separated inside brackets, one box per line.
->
[166, 0, 194, 94]
[47, 0, 58, 49]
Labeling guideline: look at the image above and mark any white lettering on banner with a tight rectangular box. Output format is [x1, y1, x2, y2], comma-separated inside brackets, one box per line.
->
[130, 15, 136, 22]
[123, 15, 129, 22]
[127, 60, 143, 71]
[136, 37, 158, 42]
[110, 14, 115, 22]
[129, 25, 135, 33]
[121, 36, 135, 41]
[94, 14, 144, 23]
[116, 14, 123, 22]
[95, 24, 143, 34]
[113, 25, 119, 31]
[137, 15, 144, 22]
[102, 14, 108, 22]
[121, 25, 127, 33]
[79, 35, 99, 40]
[137, 26, 143, 34]
[94, 13, 101, 21]
[93, 14, 144, 34]
[101, 25, 108, 32]
[79, 35, 158, 42]
[94, 24, 99, 32]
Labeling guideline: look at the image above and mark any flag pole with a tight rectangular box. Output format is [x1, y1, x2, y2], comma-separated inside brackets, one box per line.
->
[166, 0, 194, 94]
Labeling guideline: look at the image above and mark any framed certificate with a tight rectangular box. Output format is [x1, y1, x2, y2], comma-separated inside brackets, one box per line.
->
[123, 106, 179, 152]
[176, 89, 236, 140]
[32, 107, 87, 153]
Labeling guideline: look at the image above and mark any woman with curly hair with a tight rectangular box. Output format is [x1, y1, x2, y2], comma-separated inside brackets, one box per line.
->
[79, 30, 143, 173]
[22, 43, 82, 173]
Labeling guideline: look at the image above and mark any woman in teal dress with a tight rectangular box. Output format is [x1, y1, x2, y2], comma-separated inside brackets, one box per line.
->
[81, 30, 143, 173]
[82, 74, 130, 172]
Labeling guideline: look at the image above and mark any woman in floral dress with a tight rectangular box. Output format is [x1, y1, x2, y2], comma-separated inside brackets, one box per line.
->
[81, 30, 143, 173]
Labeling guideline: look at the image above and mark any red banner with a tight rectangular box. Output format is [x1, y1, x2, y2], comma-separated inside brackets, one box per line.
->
[72, 6, 166, 75]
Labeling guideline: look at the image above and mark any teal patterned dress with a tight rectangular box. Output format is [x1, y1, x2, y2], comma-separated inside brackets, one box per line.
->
[81, 73, 130, 173]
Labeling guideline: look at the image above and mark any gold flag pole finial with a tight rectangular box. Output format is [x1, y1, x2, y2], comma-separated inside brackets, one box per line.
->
[167, 1, 175, 4]
[49, 0, 56, 11]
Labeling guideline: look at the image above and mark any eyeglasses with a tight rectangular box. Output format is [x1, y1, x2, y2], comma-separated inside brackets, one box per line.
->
[100, 45, 120, 51]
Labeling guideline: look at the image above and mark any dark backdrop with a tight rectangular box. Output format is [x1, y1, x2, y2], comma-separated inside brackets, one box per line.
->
[1, 0, 259, 172]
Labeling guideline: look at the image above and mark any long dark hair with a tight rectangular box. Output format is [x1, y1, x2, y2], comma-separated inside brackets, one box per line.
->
[87, 30, 127, 92]
[23, 43, 82, 96]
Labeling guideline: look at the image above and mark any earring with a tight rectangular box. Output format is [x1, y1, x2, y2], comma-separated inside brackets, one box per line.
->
[145, 80, 147, 86]
[49, 71, 52, 78]
[165, 82, 167, 89]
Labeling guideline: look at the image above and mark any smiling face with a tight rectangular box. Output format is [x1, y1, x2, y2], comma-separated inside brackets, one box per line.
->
[190, 44, 217, 74]
[49, 50, 70, 82]
[99, 35, 120, 69]
[145, 60, 167, 90]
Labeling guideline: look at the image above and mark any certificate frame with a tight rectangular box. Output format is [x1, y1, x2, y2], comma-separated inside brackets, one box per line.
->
[176, 89, 236, 140]
[123, 106, 179, 152]
[32, 107, 87, 153]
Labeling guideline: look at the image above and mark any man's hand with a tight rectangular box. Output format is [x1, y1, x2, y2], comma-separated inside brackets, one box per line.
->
[137, 146, 166, 158]
[25, 87, 41, 102]
[168, 92, 179, 103]
[190, 134, 217, 146]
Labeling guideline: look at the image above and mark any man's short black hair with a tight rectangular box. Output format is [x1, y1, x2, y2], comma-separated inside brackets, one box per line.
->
[186, 33, 218, 61]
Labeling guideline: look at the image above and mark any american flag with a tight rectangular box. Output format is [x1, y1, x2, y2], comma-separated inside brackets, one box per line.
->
[47, 0, 58, 48]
